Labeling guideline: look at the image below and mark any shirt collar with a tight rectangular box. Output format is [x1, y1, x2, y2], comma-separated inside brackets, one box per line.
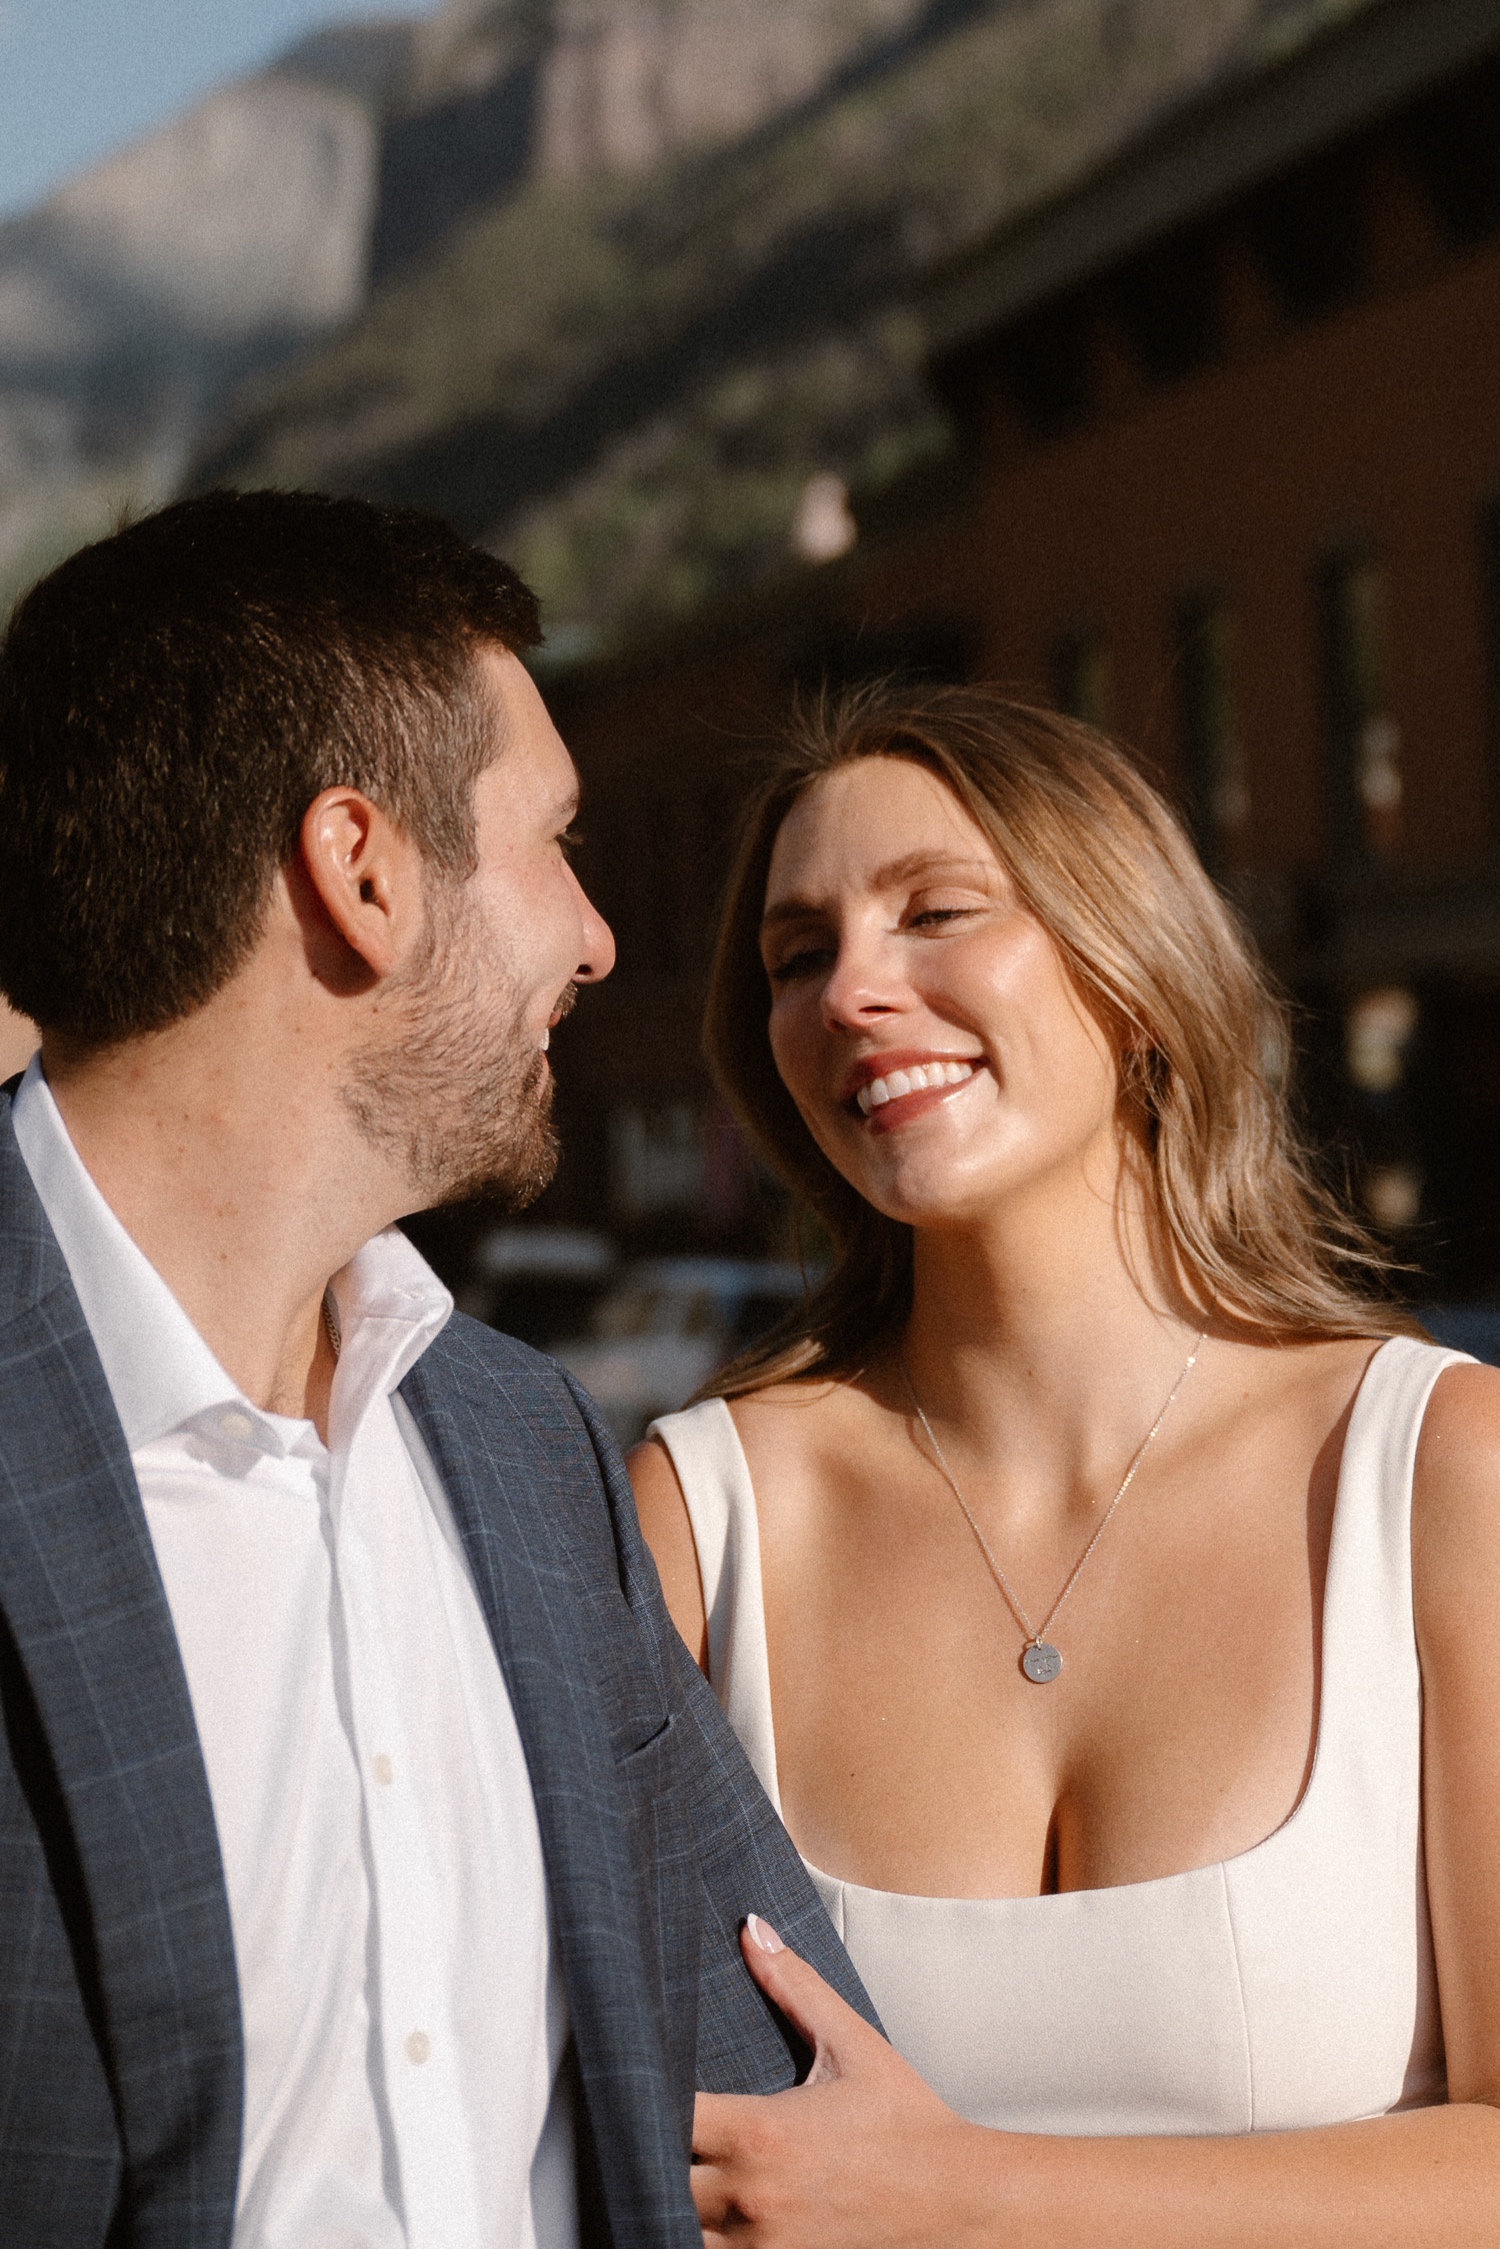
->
[11, 1056, 453, 1457]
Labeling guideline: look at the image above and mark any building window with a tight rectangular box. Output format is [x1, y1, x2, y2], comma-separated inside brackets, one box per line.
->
[1400, 57, 1500, 252]
[1479, 499, 1500, 837]
[1113, 226, 1221, 383]
[1319, 548, 1401, 856]
[1051, 627, 1111, 728]
[1344, 986, 1422, 1231]
[1175, 590, 1246, 872]
[995, 293, 1094, 439]
[1247, 146, 1370, 321]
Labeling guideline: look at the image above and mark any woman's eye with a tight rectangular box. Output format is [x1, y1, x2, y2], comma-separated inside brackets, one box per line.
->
[768, 946, 833, 983]
[908, 904, 977, 930]
[557, 826, 583, 855]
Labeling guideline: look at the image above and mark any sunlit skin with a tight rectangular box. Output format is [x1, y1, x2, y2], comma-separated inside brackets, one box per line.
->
[759, 774, 1124, 1243]
[43, 647, 613, 1440]
[630, 755, 1500, 2245]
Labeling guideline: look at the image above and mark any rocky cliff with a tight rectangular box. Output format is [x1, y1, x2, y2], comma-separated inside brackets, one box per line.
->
[193, 0, 1383, 657]
[1, 0, 1381, 641]
[0, 22, 409, 598]
[0, 0, 931, 609]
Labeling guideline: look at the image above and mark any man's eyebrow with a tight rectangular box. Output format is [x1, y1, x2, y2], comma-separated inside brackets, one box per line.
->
[546, 789, 581, 826]
[761, 851, 995, 928]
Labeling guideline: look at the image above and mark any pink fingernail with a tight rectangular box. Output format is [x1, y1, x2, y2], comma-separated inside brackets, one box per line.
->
[746, 1914, 784, 1954]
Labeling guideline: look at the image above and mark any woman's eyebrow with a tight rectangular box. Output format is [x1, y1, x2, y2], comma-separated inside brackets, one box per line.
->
[760, 896, 824, 931]
[761, 852, 995, 928]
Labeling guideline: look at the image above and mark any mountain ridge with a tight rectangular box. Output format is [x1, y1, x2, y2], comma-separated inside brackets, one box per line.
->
[1, 0, 1383, 639]
[0, 0, 926, 608]
[194, 0, 1381, 653]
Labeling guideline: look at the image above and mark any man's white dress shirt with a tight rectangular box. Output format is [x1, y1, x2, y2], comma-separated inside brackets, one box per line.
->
[13, 1058, 576, 2249]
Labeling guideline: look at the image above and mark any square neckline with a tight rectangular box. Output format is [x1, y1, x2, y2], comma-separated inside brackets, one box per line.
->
[715, 1333, 1412, 1909]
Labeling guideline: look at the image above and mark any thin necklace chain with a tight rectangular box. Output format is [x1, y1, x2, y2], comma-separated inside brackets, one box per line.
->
[322, 1287, 342, 1363]
[898, 1333, 1206, 1655]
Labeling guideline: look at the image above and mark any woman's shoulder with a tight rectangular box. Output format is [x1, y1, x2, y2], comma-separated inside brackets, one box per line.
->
[626, 1424, 711, 1670]
[1413, 1350, 1500, 1513]
[1403, 1349, 1500, 1651]
[725, 1370, 885, 1482]
[1213, 1328, 1456, 1436]
[629, 1381, 858, 1670]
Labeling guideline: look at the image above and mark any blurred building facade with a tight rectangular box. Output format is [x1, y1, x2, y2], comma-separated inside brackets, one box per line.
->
[539, 1, 1500, 1302]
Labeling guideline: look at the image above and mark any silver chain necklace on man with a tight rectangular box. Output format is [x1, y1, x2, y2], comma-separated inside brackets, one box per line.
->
[322, 1287, 342, 1363]
[898, 1331, 1207, 1684]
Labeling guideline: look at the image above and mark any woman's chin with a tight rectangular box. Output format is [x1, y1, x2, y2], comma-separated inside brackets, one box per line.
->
[838, 1128, 1079, 1232]
[847, 1157, 1000, 1232]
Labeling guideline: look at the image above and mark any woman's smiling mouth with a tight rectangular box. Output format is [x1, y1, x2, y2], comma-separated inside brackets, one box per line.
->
[856, 1057, 977, 1114]
[844, 1052, 984, 1130]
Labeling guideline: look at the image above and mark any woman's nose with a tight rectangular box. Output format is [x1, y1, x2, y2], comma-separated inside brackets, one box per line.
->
[819, 938, 900, 1028]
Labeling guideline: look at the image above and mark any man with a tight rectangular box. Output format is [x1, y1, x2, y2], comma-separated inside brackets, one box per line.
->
[0, 490, 874, 2248]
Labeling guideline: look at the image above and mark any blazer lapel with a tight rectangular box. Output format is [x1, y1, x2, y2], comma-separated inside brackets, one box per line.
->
[400, 1332, 700, 2249]
[0, 1118, 242, 2248]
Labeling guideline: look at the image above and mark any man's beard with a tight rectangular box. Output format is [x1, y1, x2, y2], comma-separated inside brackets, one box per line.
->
[343, 879, 567, 1216]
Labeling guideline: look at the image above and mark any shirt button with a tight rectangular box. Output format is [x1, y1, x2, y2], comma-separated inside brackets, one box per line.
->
[405, 2031, 431, 2066]
[219, 1410, 254, 1441]
[372, 1754, 394, 1786]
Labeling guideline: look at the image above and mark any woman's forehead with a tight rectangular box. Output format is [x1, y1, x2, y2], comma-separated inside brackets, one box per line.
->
[766, 757, 994, 897]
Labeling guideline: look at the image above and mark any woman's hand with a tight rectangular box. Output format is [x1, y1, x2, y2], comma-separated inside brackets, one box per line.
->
[694, 1913, 1500, 2249]
[692, 1917, 993, 2248]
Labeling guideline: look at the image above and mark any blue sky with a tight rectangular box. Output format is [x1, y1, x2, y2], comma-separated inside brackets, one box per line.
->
[0, 0, 439, 219]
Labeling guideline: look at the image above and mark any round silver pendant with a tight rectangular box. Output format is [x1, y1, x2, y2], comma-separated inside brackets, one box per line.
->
[1021, 1640, 1063, 1684]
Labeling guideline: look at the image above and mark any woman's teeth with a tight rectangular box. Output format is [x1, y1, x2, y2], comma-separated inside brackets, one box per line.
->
[856, 1059, 975, 1115]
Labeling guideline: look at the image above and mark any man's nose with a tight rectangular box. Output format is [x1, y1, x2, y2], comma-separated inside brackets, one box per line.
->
[573, 875, 615, 983]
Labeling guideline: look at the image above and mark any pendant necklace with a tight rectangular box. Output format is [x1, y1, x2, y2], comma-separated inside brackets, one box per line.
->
[898, 1332, 1206, 1685]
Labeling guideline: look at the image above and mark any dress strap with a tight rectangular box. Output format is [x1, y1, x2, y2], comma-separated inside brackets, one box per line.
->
[1213, 1335, 1467, 2126]
[648, 1398, 782, 1812]
[1312, 1335, 1471, 1759]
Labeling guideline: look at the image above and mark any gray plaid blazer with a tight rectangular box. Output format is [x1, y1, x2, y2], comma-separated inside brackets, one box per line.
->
[0, 1097, 878, 2247]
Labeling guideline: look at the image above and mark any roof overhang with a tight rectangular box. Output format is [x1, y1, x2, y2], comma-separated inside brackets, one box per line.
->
[924, 0, 1500, 357]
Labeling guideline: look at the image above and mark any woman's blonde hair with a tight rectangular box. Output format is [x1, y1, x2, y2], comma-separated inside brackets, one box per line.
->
[701, 685, 1420, 1397]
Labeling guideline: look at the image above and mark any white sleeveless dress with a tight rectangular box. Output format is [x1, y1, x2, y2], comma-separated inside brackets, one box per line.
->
[651, 1337, 1462, 2134]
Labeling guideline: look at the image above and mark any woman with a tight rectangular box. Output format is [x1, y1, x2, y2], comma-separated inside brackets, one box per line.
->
[630, 687, 1500, 2243]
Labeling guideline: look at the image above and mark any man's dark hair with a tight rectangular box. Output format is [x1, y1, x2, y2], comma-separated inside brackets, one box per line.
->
[0, 488, 542, 1044]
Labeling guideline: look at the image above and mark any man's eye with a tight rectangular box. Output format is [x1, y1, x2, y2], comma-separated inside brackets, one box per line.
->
[558, 827, 583, 855]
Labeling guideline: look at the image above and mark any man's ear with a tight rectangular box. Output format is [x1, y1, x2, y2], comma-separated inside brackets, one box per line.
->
[297, 788, 421, 983]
